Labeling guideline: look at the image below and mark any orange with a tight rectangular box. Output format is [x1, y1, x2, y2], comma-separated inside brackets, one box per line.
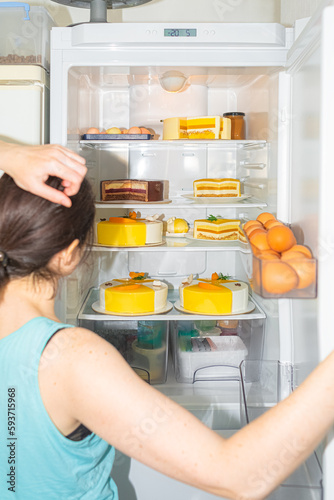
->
[286, 260, 316, 289]
[247, 227, 266, 239]
[250, 232, 271, 252]
[262, 261, 299, 295]
[264, 219, 284, 230]
[282, 244, 312, 259]
[87, 127, 100, 134]
[257, 212, 276, 225]
[257, 251, 280, 260]
[128, 126, 142, 134]
[267, 225, 296, 253]
[140, 127, 151, 134]
[243, 220, 263, 234]
[281, 251, 308, 262]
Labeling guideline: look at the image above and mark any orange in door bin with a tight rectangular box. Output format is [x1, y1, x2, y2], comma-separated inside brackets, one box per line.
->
[262, 261, 299, 294]
[266, 225, 296, 253]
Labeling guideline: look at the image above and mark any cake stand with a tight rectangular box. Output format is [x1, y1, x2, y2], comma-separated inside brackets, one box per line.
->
[51, 0, 153, 23]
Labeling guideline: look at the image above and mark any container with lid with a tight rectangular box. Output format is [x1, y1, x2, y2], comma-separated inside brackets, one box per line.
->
[223, 112, 246, 140]
[0, 3, 55, 71]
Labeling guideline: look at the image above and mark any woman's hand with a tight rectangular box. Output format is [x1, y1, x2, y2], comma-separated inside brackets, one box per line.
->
[0, 142, 87, 207]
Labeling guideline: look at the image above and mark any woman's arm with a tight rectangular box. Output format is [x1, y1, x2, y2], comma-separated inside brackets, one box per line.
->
[42, 327, 334, 500]
[0, 141, 87, 207]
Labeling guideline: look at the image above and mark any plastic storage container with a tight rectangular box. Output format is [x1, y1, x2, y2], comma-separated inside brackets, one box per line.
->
[241, 222, 317, 299]
[240, 360, 323, 499]
[170, 318, 265, 383]
[0, 65, 50, 144]
[0, 3, 55, 70]
[78, 317, 169, 385]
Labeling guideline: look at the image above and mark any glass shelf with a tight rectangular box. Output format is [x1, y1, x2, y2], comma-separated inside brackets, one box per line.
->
[95, 196, 267, 210]
[80, 139, 267, 150]
[92, 237, 252, 253]
[78, 288, 266, 322]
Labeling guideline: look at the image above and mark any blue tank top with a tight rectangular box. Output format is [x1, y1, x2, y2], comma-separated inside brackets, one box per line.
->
[0, 317, 118, 500]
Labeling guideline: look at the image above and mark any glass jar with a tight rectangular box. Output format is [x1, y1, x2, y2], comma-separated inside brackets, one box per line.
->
[223, 112, 246, 140]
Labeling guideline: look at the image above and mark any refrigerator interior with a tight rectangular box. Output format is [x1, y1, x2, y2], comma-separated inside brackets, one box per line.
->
[50, 17, 329, 497]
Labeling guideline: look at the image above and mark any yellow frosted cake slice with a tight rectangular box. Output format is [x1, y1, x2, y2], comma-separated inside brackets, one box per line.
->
[99, 277, 168, 314]
[163, 116, 221, 140]
[193, 178, 241, 197]
[179, 274, 248, 314]
[185, 116, 221, 139]
[194, 218, 241, 240]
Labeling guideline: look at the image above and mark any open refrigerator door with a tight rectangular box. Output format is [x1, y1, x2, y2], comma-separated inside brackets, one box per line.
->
[50, 8, 333, 497]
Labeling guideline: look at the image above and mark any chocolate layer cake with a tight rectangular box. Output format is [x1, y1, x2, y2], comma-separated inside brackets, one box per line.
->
[101, 179, 164, 202]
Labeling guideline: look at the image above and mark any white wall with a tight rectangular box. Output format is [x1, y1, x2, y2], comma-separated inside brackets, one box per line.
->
[32, 0, 281, 27]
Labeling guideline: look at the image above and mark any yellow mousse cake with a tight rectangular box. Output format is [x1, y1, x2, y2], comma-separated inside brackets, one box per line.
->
[163, 116, 231, 140]
[166, 217, 189, 234]
[99, 276, 168, 314]
[193, 178, 241, 197]
[97, 216, 163, 246]
[179, 274, 249, 314]
[194, 218, 241, 240]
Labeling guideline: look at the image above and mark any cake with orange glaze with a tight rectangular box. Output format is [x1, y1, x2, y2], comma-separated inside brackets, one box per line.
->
[97, 214, 162, 246]
[99, 273, 168, 314]
[193, 179, 241, 197]
[179, 273, 249, 314]
[163, 116, 231, 140]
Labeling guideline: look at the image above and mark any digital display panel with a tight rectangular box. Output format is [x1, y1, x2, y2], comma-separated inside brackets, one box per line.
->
[164, 29, 197, 37]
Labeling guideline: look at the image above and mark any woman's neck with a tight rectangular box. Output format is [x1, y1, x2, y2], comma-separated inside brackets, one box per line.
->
[0, 276, 59, 339]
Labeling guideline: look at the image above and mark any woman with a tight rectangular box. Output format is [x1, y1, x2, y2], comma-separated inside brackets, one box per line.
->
[0, 141, 87, 206]
[0, 174, 333, 500]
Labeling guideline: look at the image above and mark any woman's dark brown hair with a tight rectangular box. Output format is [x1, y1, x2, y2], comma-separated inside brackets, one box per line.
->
[0, 174, 95, 295]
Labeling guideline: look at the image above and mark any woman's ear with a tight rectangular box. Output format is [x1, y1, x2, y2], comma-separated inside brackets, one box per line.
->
[49, 239, 81, 275]
[63, 239, 80, 266]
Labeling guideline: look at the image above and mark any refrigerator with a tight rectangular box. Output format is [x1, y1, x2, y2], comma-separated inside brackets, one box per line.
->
[50, 2, 334, 498]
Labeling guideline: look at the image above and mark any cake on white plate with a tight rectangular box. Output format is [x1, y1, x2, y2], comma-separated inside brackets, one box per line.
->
[99, 273, 168, 314]
[179, 272, 249, 314]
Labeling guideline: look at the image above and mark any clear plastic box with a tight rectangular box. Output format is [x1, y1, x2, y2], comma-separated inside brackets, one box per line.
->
[0, 3, 55, 70]
[77, 318, 169, 385]
[241, 224, 317, 299]
[170, 318, 265, 383]
[240, 360, 323, 499]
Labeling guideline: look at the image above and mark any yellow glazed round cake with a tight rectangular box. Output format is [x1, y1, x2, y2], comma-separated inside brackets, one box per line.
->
[179, 275, 249, 314]
[97, 216, 162, 246]
[99, 278, 168, 314]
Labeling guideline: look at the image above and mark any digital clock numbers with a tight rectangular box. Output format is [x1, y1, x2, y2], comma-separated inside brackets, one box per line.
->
[164, 29, 197, 37]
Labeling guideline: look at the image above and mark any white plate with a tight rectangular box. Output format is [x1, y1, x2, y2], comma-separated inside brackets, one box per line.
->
[185, 233, 239, 244]
[174, 300, 255, 316]
[91, 301, 173, 317]
[98, 199, 172, 204]
[181, 194, 250, 203]
[93, 241, 166, 248]
[165, 232, 189, 238]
